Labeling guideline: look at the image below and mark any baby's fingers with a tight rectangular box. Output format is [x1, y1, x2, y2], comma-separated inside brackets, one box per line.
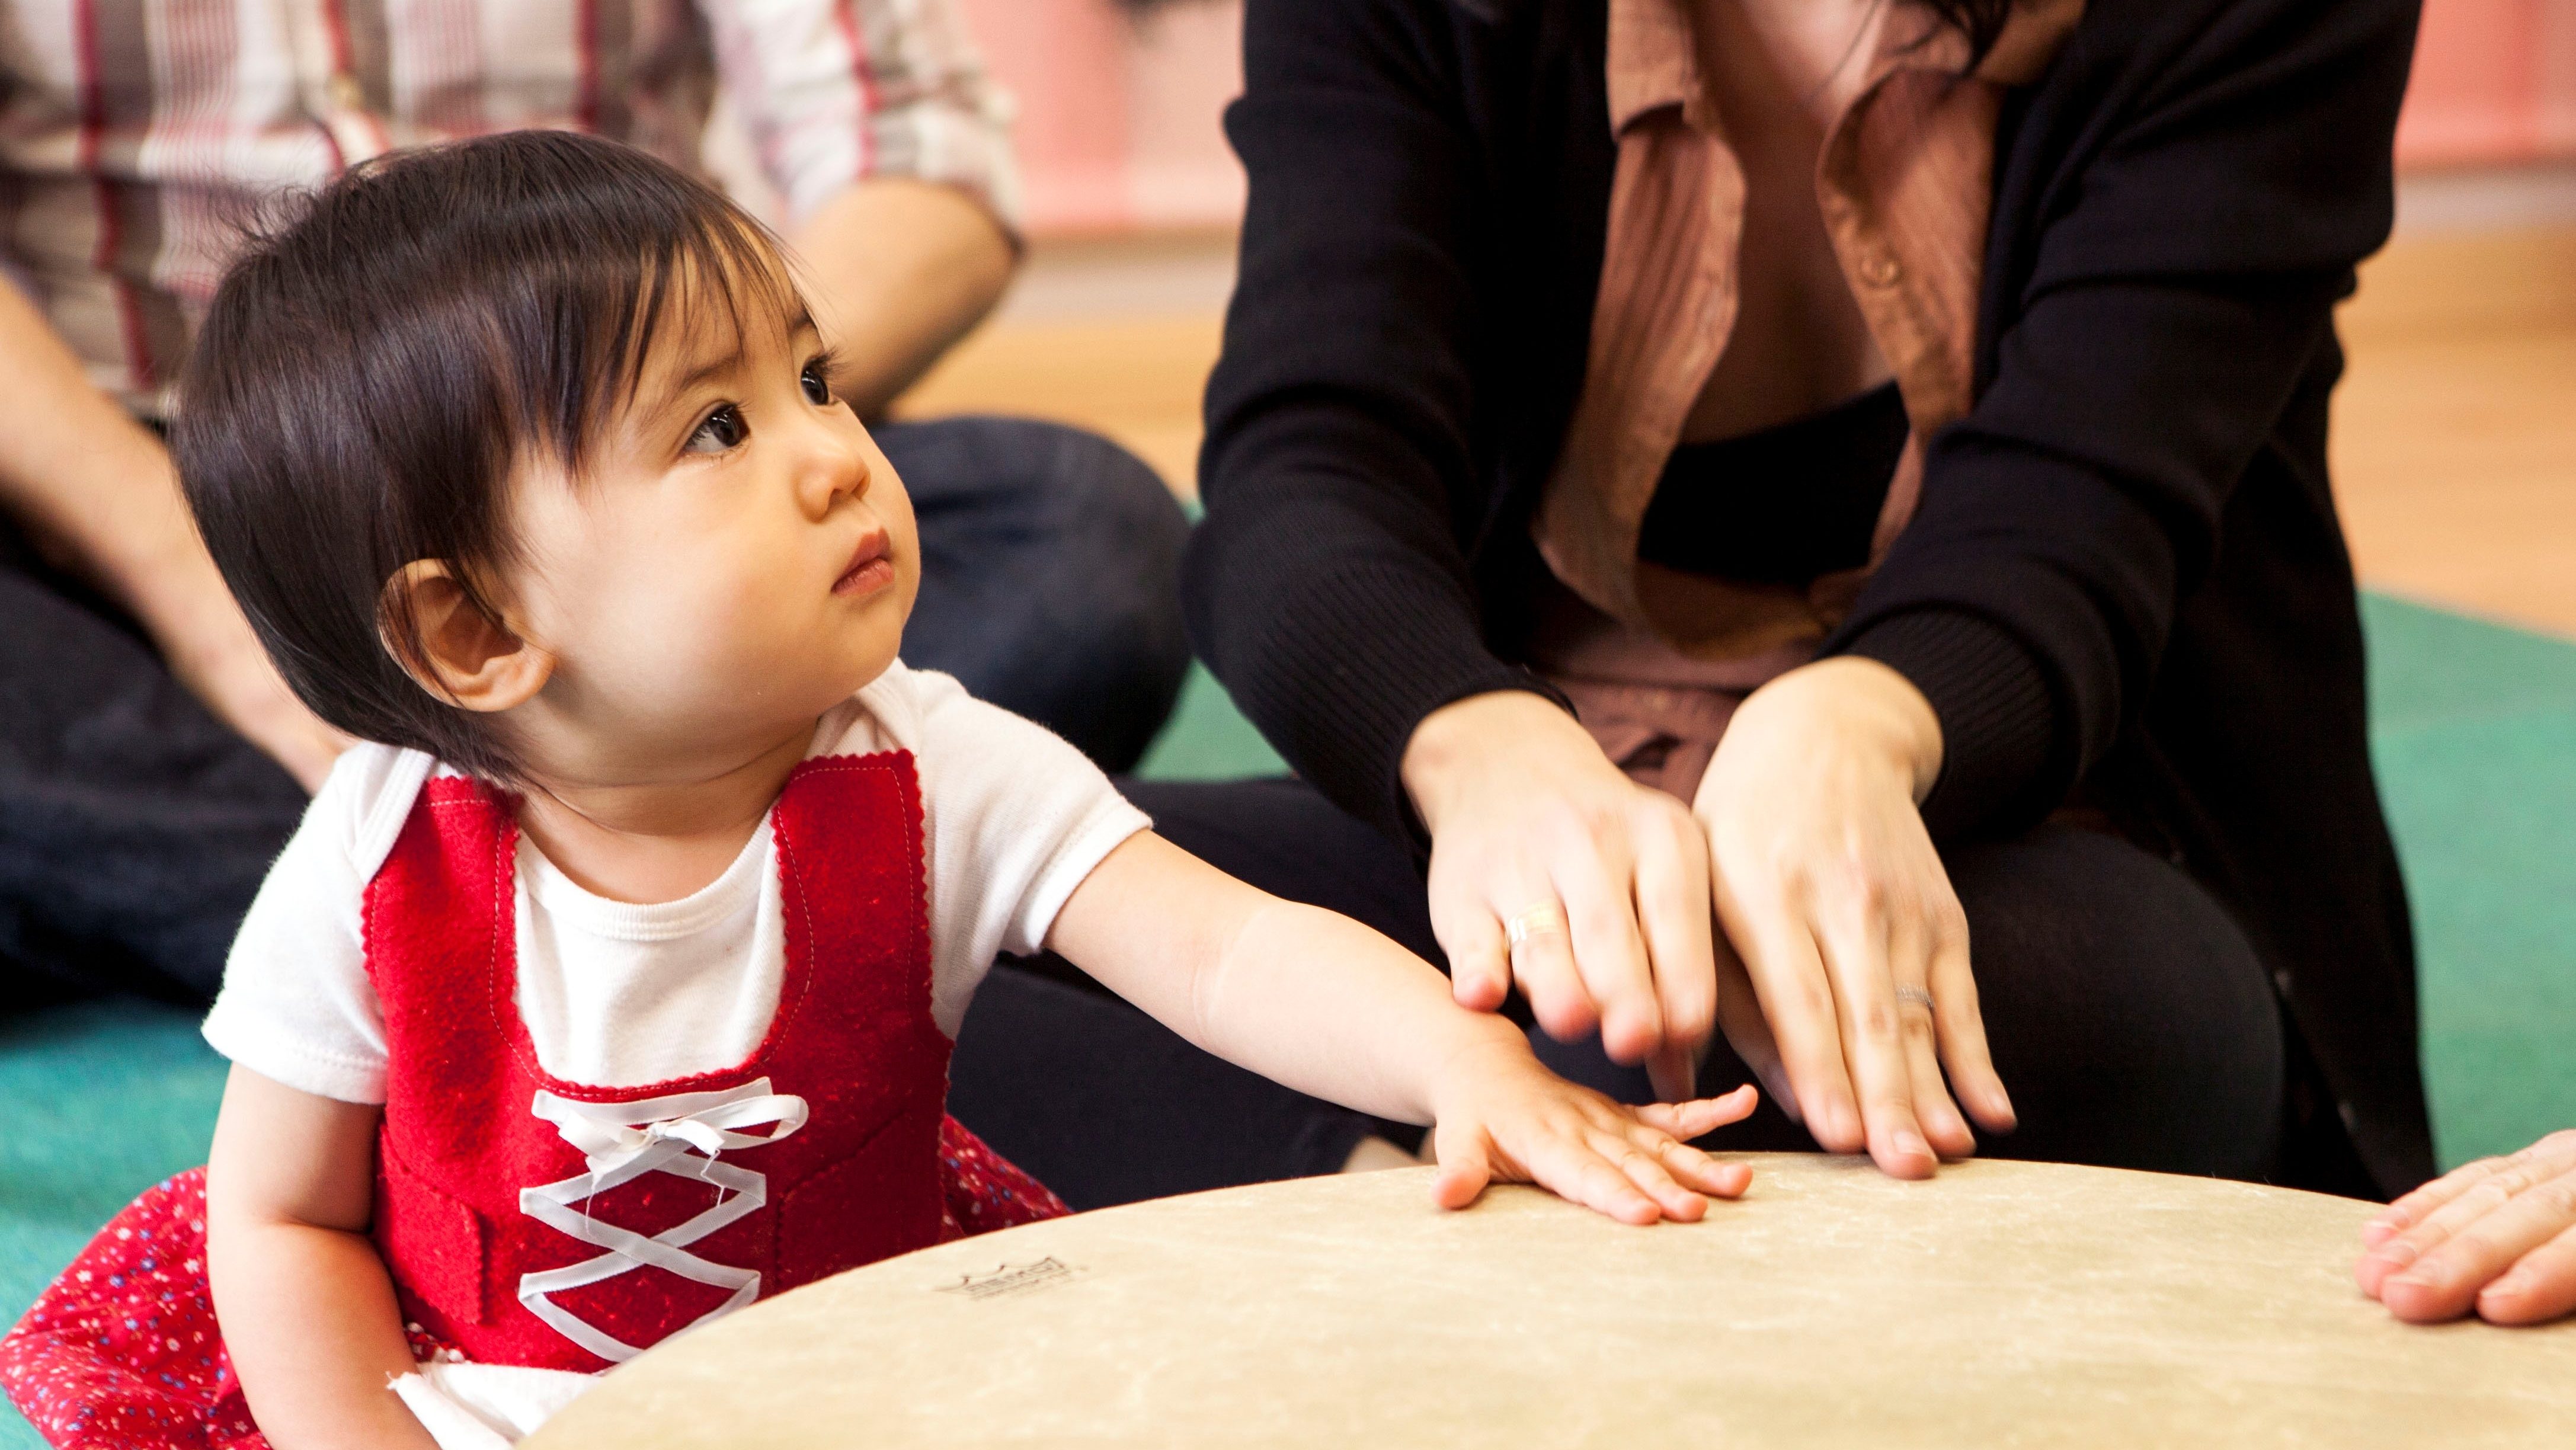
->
[1507, 1124, 1671, 1225]
[1429, 1121, 1497, 1211]
[1628, 1084, 1759, 1142]
[1625, 1124, 1751, 1200]
[1589, 1129, 1714, 1222]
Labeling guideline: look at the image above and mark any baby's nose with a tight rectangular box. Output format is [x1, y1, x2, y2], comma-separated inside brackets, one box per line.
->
[802, 441, 871, 514]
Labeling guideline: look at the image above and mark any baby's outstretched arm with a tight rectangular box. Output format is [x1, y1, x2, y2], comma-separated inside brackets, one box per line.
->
[206, 1065, 439, 1450]
[1045, 833, 1758, 1222]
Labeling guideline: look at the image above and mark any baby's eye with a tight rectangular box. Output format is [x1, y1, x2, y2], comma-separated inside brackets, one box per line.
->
[800, 361, 834, 407]
[686, 404, 745, 454]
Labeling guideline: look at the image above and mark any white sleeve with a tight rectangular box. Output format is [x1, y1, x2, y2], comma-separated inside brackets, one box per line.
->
[198, 748, 415, 1104]
[696, 0, 1022, 231]
[907, 671, 1151, 1036]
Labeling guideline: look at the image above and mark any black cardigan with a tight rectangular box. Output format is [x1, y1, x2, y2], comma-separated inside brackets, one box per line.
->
[1188, 0, 2431, 1192]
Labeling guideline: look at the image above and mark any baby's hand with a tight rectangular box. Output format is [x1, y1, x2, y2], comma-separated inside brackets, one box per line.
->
[1425, 1038, 1759, 1224]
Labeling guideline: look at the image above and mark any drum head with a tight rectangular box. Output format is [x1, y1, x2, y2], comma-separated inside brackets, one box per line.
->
[528, 1154, 2576, 1446]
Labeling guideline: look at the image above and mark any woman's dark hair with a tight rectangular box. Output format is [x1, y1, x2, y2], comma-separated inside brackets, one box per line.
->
[175, 129, 795, 783]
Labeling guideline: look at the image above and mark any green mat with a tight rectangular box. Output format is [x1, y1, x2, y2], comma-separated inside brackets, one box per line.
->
[2361, 594, 2576, 1174]
[1, 591, 2568, 1445]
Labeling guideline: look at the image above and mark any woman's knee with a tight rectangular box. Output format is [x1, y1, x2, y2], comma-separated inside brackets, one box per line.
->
[1946, 826, 2284, 1179]
[882, 415, 1191, 767]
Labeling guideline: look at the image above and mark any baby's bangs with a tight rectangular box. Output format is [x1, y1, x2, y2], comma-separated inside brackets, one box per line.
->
[599, 213, 802, 434]
[467, 158, 799, 476]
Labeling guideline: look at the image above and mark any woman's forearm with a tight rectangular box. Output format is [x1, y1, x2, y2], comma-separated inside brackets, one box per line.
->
[207, 1218, 437, 1450]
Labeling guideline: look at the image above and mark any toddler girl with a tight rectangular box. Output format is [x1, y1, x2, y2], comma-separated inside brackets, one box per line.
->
[0, 131, 1753, 1450]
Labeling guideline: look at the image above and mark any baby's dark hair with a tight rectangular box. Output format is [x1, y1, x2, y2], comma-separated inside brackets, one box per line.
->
[175, 129, 796, 781]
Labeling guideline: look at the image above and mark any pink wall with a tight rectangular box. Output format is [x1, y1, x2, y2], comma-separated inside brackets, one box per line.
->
[2397, 0, 2576, 168]
[967, 0, 2576, 239]
[957, 0, 1243, 236]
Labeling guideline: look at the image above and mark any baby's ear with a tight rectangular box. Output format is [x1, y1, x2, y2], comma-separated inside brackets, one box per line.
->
[378, 560, 552, 713]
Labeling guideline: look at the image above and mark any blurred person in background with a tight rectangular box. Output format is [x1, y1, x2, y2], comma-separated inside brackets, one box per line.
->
[0, 0, 1188, 1012]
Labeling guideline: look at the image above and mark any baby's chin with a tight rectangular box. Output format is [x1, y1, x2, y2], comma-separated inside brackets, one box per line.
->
[634, 621, 903, 737]
[775, 630, 905, 715]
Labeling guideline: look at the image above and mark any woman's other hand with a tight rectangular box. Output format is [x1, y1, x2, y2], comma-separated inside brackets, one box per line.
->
[1402, 692, 1720, 1093]
[2357, 1129, 2576, 1326]
[1694, 657, 2015, 1179]
[1426, 1040, 1758, 1224]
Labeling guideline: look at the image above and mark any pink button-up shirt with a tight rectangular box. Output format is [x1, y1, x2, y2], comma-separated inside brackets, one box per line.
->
[1527, 0, 2082, 798]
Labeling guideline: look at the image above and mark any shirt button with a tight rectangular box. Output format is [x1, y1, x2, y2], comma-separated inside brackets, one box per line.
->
[330, 73, 366, 111]
[2339, 1102, 2360, 1132]
[2272, 968, 2292, 995]
[1859, 251, 1904, 287]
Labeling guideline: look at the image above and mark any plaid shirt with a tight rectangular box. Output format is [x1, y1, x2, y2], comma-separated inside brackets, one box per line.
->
[0, 0, 1017, 413]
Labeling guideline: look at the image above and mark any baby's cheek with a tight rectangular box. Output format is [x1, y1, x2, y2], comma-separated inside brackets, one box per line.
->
[590, 558, 757, 681]
[677, 572, 799, 677]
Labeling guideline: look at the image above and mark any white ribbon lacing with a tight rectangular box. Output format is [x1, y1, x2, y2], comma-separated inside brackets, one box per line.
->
[517, 1077, 809, 1364]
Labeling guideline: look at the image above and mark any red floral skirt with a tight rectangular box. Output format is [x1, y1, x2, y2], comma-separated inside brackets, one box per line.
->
[0, 1117, 1063, 1449]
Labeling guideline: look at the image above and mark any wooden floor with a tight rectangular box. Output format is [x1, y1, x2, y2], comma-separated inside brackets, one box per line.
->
[895, 223, 2576, 638]
[2331, 228, 2576, 636]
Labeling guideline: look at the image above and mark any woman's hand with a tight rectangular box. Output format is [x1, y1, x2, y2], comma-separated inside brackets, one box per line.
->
[1403, 692, 1720, 1090]
[2356, 1129, 2576, 1326]
[1426, 1035, 1759, 1224]
[1693, 657, 2015, 1179]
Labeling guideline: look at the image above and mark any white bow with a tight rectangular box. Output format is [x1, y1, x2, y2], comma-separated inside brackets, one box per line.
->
[517, 1078, 809, 1363]
[531, 1082, 809, 1183]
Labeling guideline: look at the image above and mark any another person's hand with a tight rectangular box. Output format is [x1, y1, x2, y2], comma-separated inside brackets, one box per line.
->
[1425, 1038, 1759, 1224]
[1692, 657, 2015, 1179]
[1402, 692, 1720, 1091]
[132, 540, 350, 793]
[0, 281, 346, 792]
[2356, 1129, 2576, 1326]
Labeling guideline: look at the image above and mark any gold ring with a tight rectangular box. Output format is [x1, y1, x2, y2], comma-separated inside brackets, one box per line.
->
[1504, 901, 1567, 950]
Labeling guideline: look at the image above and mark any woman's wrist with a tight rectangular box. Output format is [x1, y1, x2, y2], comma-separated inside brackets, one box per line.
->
[1400, 689, 1591, 837]
[1734, 657, 1945, 804]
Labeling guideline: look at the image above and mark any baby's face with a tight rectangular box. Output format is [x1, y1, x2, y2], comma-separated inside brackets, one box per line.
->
[500, 280, 918, 776]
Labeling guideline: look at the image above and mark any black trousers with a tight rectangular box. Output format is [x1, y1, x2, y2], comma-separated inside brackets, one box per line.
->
[952, 776, 2377, 1211]
[0, 416, 1189, 1007]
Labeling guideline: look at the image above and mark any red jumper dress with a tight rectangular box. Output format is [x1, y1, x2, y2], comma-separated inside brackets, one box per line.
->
[0, 752, 1065, 1448]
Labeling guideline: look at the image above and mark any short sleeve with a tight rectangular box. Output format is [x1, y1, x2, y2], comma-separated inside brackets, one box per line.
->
[902, 670, 1151, 1036]
[197, 747, 423, 1105]
[696, 0, 1022, 230]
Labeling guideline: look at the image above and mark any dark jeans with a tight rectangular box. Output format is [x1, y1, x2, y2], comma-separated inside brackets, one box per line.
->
[952, 776, 2380, 1212]
[0, 414, 1188, 1006]
[889, 417, 1189, 774]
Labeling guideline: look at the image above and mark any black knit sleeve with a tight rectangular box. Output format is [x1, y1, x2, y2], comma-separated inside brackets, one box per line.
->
[1822, 0, 2420, 838]
[1845, 609, 2057, 839]
[1185, 0, 1556, 844]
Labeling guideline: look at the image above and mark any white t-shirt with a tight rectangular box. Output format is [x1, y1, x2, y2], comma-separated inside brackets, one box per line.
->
[202, 662, 1151, 1102]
